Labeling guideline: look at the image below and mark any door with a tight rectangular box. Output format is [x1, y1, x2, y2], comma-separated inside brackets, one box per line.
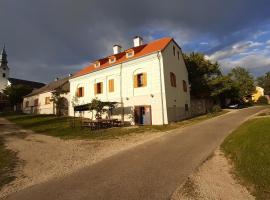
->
[134, 106, 152, 125]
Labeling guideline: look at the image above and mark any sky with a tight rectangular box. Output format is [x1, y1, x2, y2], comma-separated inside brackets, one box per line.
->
[0, 0, 270, 83]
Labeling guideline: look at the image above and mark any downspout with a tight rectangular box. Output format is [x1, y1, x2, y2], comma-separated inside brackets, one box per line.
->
[120, 63, 124, 123]
[157, 51, 165, 125]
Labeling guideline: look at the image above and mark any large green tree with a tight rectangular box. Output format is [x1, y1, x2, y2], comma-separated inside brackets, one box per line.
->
[228, 67, 255, 101]
[257, 72, 270, 95]
[183, 52, 222, 98]
[3, 84, 32, 109]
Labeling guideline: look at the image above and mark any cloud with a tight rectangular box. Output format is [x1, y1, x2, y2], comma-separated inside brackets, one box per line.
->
[208, 41, 263, 61]
[0, 0, 270, 82]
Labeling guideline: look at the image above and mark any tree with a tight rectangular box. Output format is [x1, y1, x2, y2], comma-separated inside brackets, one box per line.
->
[183, 52, 222, 98]
[51, 88, 68, 116]
[89, 98, 118, 120]
[257, 72, 270, 95]
[3, 84, 32, 110]
[209, 75, 240, 105]
[228, 67, 256, 102]
[89, 98, 106, 120]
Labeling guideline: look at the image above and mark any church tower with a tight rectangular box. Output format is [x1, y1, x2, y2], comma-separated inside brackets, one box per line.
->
[0, 45, 9, 91]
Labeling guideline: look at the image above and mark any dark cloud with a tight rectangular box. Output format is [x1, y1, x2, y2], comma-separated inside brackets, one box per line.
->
[0, 0, 270, 82]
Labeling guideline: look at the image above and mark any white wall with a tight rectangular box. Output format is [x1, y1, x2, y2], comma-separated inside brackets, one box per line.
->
[161, 40, 191, 122]
[23, 91, 70, 115]
[69, 53, 166, 125]
[0, 67, 9, 92]
[69, 40, 190, 125]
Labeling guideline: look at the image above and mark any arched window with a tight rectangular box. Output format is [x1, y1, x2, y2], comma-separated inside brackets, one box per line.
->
[170, 72, 176, 87]
[183, 80, 187, 92]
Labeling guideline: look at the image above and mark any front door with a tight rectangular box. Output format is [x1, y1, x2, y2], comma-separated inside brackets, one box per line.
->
[134, 106, 151, 125]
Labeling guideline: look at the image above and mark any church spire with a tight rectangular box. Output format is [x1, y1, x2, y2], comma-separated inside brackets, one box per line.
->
[0, 44, 8, 67]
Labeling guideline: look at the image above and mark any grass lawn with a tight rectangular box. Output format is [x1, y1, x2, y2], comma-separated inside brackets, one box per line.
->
[222, 115, 270, 200]
[0, 110, 228, 140]
[0, 137, 18, 189]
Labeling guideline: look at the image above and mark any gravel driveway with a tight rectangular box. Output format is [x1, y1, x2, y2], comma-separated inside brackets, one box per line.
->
[4, 106, 266, 200]
[0, 118, 165, 198]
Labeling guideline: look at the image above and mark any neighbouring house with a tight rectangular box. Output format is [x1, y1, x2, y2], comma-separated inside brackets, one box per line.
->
[0, 45, 45, 111]
[69, 36, 190, 125]
[252, 86, 264, 102]
[23, 76, 70, 115]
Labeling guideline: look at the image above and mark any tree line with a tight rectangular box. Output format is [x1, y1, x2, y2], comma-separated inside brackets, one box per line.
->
[183, 52, 270, 106]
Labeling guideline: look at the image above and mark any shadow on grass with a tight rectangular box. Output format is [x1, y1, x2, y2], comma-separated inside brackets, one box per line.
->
[0, 137, 19, 189]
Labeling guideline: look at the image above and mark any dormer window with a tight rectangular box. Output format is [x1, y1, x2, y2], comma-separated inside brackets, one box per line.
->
[126, 49, 134, 58]
[109, 56, 116, 64]
[94, 61, 100, 68]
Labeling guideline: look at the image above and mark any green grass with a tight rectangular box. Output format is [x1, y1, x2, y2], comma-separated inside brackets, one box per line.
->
[0, 137, 18, 189]
[222, 116, 270, 200]
[0, 111, 228, 140]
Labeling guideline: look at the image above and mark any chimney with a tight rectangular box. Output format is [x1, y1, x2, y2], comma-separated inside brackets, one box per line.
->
[113, 45, 121, 54]
[133, 36, 143, 47]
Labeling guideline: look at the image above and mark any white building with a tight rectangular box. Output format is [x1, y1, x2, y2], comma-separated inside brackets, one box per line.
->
[23, 77, 70, 115]
[0, 46, 45, 92]
[69, 37, 190, 125]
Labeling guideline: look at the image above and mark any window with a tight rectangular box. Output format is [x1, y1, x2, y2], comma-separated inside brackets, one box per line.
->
[94, 61, 100, 68]
[126, 50, 134, 58]
[183, 80, 187, 92]
[185, 104, 189, 111]
[109, 57, 116, 63]
[45, 97, 51, 105]
[77, 87, 84, 97]
[2, 73, 5, 78]
[170, 72, 177, 87]
[134, 73, 147, 88]
[108, 79, 114, 92]
[173, 46, 176, 56]
[34, 99, 38, 106]
[94, 82, 103, 94]
[177, 51, 180, 60]
[25, 101, 29, 107]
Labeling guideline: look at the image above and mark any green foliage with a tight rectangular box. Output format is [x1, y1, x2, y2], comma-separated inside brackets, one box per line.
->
[210, 105, 222, 113]
[228, 67, 256, 101]
[222, 117, 270, 199]
[3, 84, 32, 106]
[51, 88, 67, 116]
[89, 98, 118, 120]
[257, 72, 270, 95]
[183, 53, 244, 106]
[183, 52, 222, 98]
[256, 96, 269, 105]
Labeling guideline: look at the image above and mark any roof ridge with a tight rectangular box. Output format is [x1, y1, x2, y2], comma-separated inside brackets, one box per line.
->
[72, 37, 173, 78]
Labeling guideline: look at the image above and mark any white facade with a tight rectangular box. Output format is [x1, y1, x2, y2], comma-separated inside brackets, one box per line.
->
[0, 66, 9, 92]
[69, 38, 190, 125]
[23, 91, 70, 115]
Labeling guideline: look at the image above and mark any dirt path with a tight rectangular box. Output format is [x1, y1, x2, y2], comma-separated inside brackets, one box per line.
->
[0, 118, 164, 198]
[171, 149, 255, 200]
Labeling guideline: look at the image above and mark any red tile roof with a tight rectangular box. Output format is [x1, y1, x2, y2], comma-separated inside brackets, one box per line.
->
[72, 37, 172, 78]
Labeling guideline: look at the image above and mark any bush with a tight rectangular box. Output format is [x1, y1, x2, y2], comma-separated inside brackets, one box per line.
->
[211, 105, 222, 113]
[256, 96, 269, 105]
[244, 100, 254, 107]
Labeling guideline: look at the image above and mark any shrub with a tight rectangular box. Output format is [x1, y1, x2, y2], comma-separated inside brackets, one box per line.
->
[256, 96, 269, 105]
[244, 100, 254, 107]
[211, 105, 222, 113]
